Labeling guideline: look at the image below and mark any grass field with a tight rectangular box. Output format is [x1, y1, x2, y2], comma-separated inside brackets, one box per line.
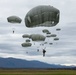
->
[0, 69, 76, 75]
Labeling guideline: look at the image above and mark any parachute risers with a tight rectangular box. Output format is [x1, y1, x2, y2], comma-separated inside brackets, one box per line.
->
[25, 5, 60, 27]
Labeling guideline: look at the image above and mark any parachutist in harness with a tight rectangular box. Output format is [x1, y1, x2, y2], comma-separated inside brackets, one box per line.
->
[12, 28, 15, 34]
[13, 30, 14, 33]
[37, 49, 39, 52]
[26, 52, 28, 54]
[43, 49, 46, 57]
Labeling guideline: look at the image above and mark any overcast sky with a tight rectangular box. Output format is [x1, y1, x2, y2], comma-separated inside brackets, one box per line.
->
[0, 0, 76, 66]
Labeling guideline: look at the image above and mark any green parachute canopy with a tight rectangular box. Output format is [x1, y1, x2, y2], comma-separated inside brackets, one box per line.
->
[22, 34, 30, 38]
[21, 42, 32, 47]
[30, 34, 46, 41]
[46, 35, 51, 37]
[49, 43, 53, 45]
[44, 42, 48, 44]
[25, 5, 60, 27]
[26, 39, 30, 42]
[7, 16, 22, 23]
[50, 34, 57, 37]
[54, 37, 59, 41]
[42, 29, 49, 33]
[46, 32, 51, 34]
[56, 28, 61, 31]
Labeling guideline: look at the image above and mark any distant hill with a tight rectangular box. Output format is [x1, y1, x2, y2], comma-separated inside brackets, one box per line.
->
[0, 57, 75, 69]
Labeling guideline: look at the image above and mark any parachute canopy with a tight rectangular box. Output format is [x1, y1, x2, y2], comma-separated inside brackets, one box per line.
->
[44, 42, 47, 44]
[26, 39, 30, 42]
[42, 29, 49, 33]
[46, 32, 51, 34]
[21, 42, 32, 47]
[22, 34, 30, 38]
[50, 34, 57, 37]
[54, 37, 59, 41]
[49, 43, 53, 45]
[56, 28, 61, 31]
[30, 34, 46, 41]
[25, 5, 60, 27]
[7, 16, 22, 23]
[46, 35, 51, 37]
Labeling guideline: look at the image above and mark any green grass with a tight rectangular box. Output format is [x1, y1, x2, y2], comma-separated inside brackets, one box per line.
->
[0, 69, 76, 75]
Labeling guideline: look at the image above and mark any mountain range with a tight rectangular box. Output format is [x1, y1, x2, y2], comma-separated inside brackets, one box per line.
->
[0, 57, 75, 69]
